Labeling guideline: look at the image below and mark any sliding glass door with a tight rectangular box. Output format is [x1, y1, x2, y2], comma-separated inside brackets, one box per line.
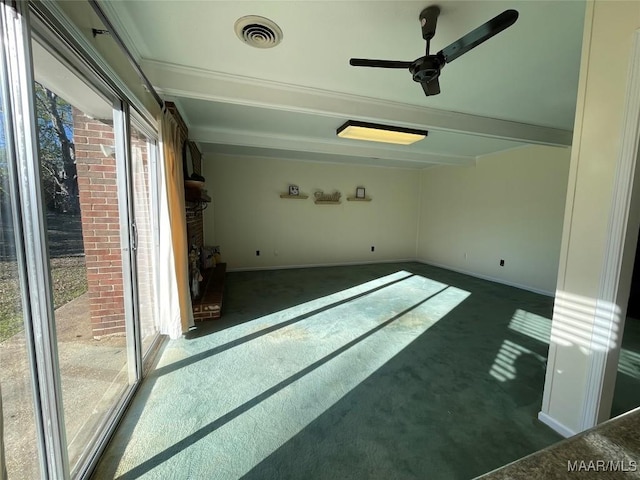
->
[32, 37, 137, 474]
[131, 121, 160, 359]
[0, 1, 161, 477]
[0, 35, 43, 479]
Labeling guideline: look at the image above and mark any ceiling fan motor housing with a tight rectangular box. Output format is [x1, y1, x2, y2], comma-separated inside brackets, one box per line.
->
[410, 56, 443, 83]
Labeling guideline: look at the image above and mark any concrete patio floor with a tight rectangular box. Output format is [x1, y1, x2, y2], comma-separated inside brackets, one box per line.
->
[1, 292, 129, 477]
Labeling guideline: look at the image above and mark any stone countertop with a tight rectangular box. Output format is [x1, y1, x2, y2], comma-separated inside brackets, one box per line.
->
[477, 408, 640, 479]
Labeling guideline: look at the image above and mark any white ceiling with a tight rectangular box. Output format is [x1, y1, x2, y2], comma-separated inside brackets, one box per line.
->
[102, 0, 585, 169]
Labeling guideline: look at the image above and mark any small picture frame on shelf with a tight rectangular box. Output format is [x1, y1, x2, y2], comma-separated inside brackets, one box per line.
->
[356, 187, 366, 199]
[289, 184, 300, 196]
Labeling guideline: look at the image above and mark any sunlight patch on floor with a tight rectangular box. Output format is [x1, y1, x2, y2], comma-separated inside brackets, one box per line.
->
[618, 349, 640, 378]
[508, 305, 640, 380]
[489, 339, 546, 382]
[159, 270, 416, 367]
[508, 309, 551, 344]
[116, 273, 470, 479]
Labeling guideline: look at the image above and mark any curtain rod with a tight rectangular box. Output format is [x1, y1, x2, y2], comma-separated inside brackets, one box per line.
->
[87, 0, 164, 110]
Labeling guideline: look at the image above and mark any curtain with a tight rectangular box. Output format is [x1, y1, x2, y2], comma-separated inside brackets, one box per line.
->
[158, 109, 194, 338]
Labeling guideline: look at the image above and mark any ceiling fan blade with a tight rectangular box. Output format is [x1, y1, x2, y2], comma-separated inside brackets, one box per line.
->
[350, 58, 413, 69]
[421, 77, 440, 96]
[438, 9, 518, 64]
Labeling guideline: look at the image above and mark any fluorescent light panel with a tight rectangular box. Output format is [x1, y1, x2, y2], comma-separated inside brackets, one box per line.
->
[337, 120, 428, 145]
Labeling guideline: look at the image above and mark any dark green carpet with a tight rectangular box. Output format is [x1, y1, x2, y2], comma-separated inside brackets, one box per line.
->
[95, 262, 567, 479]
[612, 316, 640, 417]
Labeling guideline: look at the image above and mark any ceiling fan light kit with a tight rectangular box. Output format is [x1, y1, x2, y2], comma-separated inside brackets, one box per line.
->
[337, 120, 428, 145]
[349, 6, 519, 97]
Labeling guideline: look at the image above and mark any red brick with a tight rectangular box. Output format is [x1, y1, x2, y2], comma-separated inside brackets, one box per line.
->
[90, 165, 115, 173]
[87, 124, 113, 132]
[76, 112, 127, 338]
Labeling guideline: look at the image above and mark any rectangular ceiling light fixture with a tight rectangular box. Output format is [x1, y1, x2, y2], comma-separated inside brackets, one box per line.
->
[336, 120, 428, 145]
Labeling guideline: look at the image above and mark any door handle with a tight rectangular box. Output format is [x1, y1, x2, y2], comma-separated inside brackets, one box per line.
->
[131, 222, 138, 252]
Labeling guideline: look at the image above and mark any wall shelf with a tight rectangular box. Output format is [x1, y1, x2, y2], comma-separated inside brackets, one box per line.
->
[185, 189, 211, 203]
[185, 183, 211, 212]
[346, 197, 372, 202]
[280, 193, 308, 199]
[314, 200, 341, 205]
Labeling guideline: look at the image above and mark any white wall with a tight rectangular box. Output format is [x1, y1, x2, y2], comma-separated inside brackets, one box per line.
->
[416, 145, 571, 294]
[202, 155, 420, 270]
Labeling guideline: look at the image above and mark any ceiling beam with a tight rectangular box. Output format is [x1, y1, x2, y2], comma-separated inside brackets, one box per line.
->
[143, 59, 572, 147]
[201, 144, 445, 170]
[191, 126, 475, 167]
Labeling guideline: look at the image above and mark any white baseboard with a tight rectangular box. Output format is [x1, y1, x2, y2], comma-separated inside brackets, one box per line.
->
[538, 411, 576, 438]
[416, 259, 555, 297]
[229, 259, 557, 298]
[227, 258, 418, 273]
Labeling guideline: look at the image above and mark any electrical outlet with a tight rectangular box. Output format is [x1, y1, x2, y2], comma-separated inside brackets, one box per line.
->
[500, 259, 505, 266]
[256, 250, 260, 256]
[371, 246, 375, 252]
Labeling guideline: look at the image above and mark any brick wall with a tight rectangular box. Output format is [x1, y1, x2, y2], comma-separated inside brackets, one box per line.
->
[73, 108, 125, 339]
[185, 140, 204, 249]
[186, 209, 203, 249]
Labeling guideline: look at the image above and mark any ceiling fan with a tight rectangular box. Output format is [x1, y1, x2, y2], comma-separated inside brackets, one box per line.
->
[349, 6, 519, 96]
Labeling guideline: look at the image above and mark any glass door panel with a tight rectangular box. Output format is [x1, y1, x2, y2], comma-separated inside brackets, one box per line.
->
[0, 53, 42, 480]
[0, 3, 161, 477]
[32, 39, 133, 473]
[131, 125, 159, 358]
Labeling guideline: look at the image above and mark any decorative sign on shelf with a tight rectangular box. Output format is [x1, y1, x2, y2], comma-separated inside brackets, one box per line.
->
[314, 190, 341, 204]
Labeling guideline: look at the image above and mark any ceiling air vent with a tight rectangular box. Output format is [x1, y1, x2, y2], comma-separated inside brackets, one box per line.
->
[234, 15, 283, 49]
